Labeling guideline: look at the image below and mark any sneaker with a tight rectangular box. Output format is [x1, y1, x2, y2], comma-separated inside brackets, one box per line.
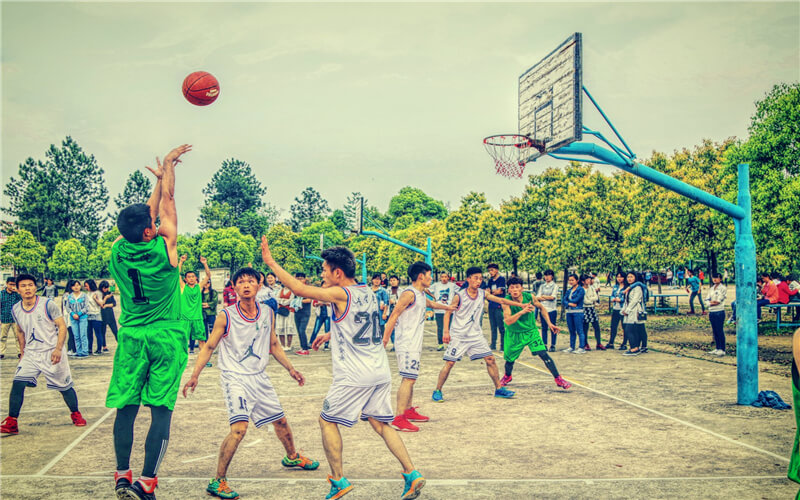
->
[205, 362, 213, 367]
[499, 374, 512, 387]
[623, 350, 641, 356]
[391, 415, 419, 432]
[282, 345, 290, 351]
[401, 470, 426, 500]
[701, 311, 708, 316]
[281, 453, 320, 470]
[619, 345, 628, 350]
[404, 407, 430, 422]
[583, 344, 592, 351]
[596, 344, 607, 350]
[0, 354, 4, 359]
[115, 470, 133, 498]
[325, 475, 353, 499]
[554, 376, 572, 390]
[431, 390, 444, 402]
[494, 387, 515, 398]
[640, 347, 648, 353]
[207, 477, 239, 499]
[707, 348, 718, 354]
[323, 344, 330, 351]
[605, 344, 614, 350]
[103, 347, 110, 352]
[562, 347, 574, 353]
[95, 350, 103, 355]
[549, 346, 555, 352]
[1, 416, 19, 435]
[295, 350, 310, 356]
[127, 478, 157, 500]
[188, 350, 194, 355]
[573, 348, 586, 354]
[71, 411, 87, 426]
[436, 344, 445, 351]
[713, 349, 725, 357]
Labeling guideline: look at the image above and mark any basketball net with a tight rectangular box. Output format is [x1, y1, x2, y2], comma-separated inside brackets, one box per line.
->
[483, 135, 545, 179]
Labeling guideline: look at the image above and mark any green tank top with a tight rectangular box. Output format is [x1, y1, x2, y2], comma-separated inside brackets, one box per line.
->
[180, 283, 203, 320]
[789, 360, 800, 484]
[504, 292, 539, 336]
[110, 235, 180, 326]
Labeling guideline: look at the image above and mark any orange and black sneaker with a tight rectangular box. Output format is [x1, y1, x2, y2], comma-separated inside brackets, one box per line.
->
[71, 411, 87, 426]
[1, 416, 19, 435]
[282, 453, 320, 470]
[207, 477, 240, 499]
[115, 470, 133, 498]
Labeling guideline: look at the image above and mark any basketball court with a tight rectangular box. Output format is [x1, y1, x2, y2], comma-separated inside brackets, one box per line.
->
[0, 318, 796, 499]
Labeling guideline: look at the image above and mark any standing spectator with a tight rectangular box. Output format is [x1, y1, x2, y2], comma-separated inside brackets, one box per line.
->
[64, 280, 89, 357]
[200, 279, 219, 348]
[606, 272, 628, 350]
[706, 272, 727, 356]
[582, 274, 604, 350]
[385, 275, 401, 348]
[293, 272, 313, 355]
[536, 269, 559, 352]
[430, 272, 457, 351]
[0, 277, 22, 359]
[276, 282, 296, 350]
[666, 269, 673, 287]
[85, 280, 105, 354]
[99, 280, 118, 343]
[486, 263, 506, 352]
[532, 272, 544, 296]
[562, 274, 586, 354]
[380, 272, 389, 288]
[645, 270, 652, 287]
[622, 271, 648, 356]
[685, 269, 706, 315]
[222, 280, 237, 307]
[309, 299, 331, 350]
[371, 273, 390, 335]
[677, 268, 685, 287]
[722, 269, 730, 286]
[698, 269, 705, 284]
[38, 278, 61, 299]
[61, 284, 76, 355]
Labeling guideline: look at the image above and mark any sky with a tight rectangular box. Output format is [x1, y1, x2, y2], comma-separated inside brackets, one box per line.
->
[2, 2, 798, 234]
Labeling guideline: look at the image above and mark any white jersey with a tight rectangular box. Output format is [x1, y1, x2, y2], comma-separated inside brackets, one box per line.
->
[218, 302, 273, 375]
[331, 284, 391, 387]
[256, 286, 273, 304]
[11, 297, 62, 352]
[394, 287, 427, 353]
[450, 288, 485, 338]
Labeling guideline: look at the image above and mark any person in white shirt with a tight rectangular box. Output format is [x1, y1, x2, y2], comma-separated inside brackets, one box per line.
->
[536, 270, 560, 351]
[429, 272, 457, 352]
[706, 272, 727, 356]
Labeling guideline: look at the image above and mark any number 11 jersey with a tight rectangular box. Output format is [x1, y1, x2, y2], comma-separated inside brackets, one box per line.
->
[331, 284, 391, 387]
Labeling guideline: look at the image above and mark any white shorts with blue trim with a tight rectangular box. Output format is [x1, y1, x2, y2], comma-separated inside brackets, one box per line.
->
[443, 335, 492, 362]
[320, 382, 393, 427]
[13, 348, 73, 391]
[220, 370, 284, 428]
[396, 350, 421, 380]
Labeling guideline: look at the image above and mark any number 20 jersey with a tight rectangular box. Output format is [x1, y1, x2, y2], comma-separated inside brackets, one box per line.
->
[331, 284, 391, 387]
[110, 235, 180, 327]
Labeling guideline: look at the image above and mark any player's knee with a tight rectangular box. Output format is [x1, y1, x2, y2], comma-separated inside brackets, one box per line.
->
[445, 360, 455, 369]
[485, 355, 496, 365]
[273, 417, 288, 429]
[230, 423, 248, 440]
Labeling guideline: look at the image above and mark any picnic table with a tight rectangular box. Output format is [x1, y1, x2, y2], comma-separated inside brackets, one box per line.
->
[764, 303, 800, 329]
[599, 292, 684, 314]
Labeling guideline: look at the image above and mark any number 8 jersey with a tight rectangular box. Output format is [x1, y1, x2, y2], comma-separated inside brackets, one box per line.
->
[331, 284, 391, 387]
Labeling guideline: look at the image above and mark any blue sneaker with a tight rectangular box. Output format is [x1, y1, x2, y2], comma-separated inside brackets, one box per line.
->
[325, 475, 353, 499]
[431, 390, 444, 402]
[494, 387, 515, 398]
[401, 470, 426, 499]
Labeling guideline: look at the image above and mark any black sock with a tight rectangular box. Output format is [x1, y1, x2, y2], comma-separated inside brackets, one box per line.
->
[60, 388, 79, 412]
[538, 351, 559, 378]
[9, 380, 27, 418]
[114, 405, 140, 471]
[142, 406, 173, 478]
[504, 361, 514, 377]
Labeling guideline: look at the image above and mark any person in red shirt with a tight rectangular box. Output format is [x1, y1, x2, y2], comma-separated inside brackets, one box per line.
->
[222, 280, 237, 307]
[758, 273, 779, 321]
[776, 274, 798, 304]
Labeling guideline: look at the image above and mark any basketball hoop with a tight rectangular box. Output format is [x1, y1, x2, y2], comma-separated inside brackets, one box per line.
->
[483, 134, 546, 179]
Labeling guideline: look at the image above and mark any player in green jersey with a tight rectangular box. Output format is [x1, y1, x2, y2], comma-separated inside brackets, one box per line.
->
[107, 144, 191, 500]
[789, 327, 800, 497]
[501, 277, 571, 390]
[179, 254, 211, 364]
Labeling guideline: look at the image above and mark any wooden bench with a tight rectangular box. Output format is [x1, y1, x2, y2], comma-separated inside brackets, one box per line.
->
[764, 303, 800, 329]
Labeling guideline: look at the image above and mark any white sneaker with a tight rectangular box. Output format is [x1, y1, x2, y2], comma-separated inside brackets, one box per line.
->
[562, 347, 574, 353]
[714, 349, 725, 356]
[574, 348, 586, 354]
[708, 348, 718, 354]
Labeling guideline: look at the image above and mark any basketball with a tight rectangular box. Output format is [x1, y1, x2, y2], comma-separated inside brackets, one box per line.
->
[182, 71, 220, 106]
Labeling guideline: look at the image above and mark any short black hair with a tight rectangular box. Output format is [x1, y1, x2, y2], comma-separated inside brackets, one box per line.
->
[507, 276, 524, 287]
[535, 272, 542, 279]
[99, 280, 110, 290]
[466, 266, 483, 278]
[15, 274, 36, 287]
[184, 271, 197, 278]
[321, 246, 356, 279]
[408, 261, 432, 282]
[568, 273, 580, 282]
[487, 263, 499, 270]
[544, 269, 554, 277]
[580, 274, 592, 284]
[232, 267, 261, 285]
[372, 273, 382, 280]
[266, 272, 276, 278]
[85, 279, 97, 291]
[295, 272, 306, 278]
[389, 275, 399, 281]
[117, 203, 152, 243]
[712, 272, 723, 280]
[66, 279, 81, 291]
[6, 277, 16, 284]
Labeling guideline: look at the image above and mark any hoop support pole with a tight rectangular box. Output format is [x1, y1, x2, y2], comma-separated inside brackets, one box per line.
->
[582, 85, 635, 159]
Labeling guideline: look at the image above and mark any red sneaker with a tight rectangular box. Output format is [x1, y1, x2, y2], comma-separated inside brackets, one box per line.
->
[555, 376, 572, 390]
[390, 415, 419, 432]
[499, 374, 512, 387]
[404, 406, 429, 422]
[1, 416, 19, 435]
[295, 350, 310, 356]
[71, 411, 87, 426]
[583, 344, 592, 351]
[596, 344, 607, 350]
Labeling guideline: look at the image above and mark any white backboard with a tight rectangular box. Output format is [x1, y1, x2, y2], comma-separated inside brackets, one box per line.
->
[519, 33, 582, 153]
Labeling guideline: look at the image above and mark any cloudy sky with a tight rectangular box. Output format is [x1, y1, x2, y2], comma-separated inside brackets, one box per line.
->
[2, 2, 798, 233]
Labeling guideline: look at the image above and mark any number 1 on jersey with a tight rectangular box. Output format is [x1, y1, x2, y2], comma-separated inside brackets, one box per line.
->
[127, 268, 150, 304]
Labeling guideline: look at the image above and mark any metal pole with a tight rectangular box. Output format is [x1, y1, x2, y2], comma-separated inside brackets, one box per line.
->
[362, 252, 368, 285]
[426, 237, 433, 267]
[734, 163, 758, 404]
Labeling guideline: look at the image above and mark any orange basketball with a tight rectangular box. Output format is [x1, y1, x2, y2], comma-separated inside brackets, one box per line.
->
[182, 71, 220, 106]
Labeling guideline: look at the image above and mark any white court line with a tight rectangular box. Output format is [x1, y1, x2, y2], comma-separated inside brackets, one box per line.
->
[244, 438, 264, 446]
[35, 408, 114, 476]
[517, 360, 791, 463]
[0, 474, 788, 484]
[181, 454, 216, 464]
[23, 381, 108, 398]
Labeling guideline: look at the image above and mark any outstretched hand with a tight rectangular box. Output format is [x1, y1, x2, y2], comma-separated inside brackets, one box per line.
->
[145, 157, 164, 179]
[182, 377, 198, 398]
[261, 235, 276, 266]
[312, 333, 330, 351]
[199, 256, 207, 265]
[180, 254, 188, 263]
[289, 368, 305, 386]
[164, 144, 192, 164]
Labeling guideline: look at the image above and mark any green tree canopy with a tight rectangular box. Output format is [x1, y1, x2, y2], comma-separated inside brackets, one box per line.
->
[88, 227, 120, 277]
[265, 224, 303, 273]
[386, 187, 448, 227]
[289, 187, 330, 231]
[110, 170, 152, 225]
[196, 228, 255, 275]
[0, 229, 47, 274]
[50, 238, 89, 278]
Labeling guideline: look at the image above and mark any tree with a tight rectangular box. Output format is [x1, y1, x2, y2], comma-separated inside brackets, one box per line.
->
[0, 229, 47, 274]
[343, 192, 365, 232]
[177, 235, 200, 272]
[50, 238, 89, 278]
[196, 228, 256, 275]
[109, 171, 152, 224]
[443, 192, 491, 274]
[289, 187, 330, 231]
[87, 227, 120, 277]
[3, 136, 109, 252]
[329, 209, 349, 233]
[201, 159, 266, 220]
[264, 224, 303, 273]
[386, 187, 448, 227]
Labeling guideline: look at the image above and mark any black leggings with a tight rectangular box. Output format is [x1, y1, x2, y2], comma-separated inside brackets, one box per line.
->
[9, 381, 78, 418]
[625, 323, 647, 350]
[609, 309, 623, 345]
[114, 405, 173, 477]
[505, 351, 559, 378]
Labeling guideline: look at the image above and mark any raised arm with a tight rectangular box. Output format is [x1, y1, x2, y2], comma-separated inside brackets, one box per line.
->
[144, 157, 164, 225]
[383, 290, 415, 346]
[199, 256, 211, 288]
[485, 292, 525, 308]
[157, 144, 192, 267]
[178, 254, 187, 291]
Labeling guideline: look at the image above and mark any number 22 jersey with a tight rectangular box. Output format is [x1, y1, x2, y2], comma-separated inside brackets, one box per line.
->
[330, 284, 391, 387]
